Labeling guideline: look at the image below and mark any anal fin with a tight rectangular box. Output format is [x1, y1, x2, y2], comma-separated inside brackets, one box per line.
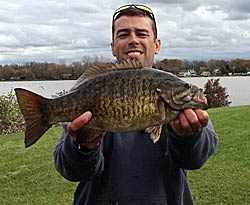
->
[145, 125, 162, 143]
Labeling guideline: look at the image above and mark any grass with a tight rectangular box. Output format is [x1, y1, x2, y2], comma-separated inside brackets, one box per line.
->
[0, 106, 250, 204]
[189, 106, 250, 205]
[0, 128, 76, 205]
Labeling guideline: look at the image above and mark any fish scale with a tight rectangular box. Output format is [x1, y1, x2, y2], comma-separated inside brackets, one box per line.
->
[85, 70, 160, 130]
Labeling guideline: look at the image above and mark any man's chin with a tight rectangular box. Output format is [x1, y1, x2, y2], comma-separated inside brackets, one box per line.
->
[126, 55, 143, 63]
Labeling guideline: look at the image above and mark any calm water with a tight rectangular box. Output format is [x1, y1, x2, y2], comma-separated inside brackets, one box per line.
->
[0, 76, 249, 107]
[183, 76, 250, 107]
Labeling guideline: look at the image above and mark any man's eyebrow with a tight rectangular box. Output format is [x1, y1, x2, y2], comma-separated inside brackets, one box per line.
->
[136, 28, 149, 33]
[116, 28, 129, 34]
[116, 28, 149, 34]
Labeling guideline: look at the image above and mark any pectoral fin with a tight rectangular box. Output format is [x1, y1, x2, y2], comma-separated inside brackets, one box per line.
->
[145, 124, 162, 143]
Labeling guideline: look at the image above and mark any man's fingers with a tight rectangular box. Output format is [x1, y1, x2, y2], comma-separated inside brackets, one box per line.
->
[194, 109, 209, 127]
[170, 108, 209, 137]
[170, 113, 193, 136]
[68, 111, 92, 139]
[179, 112, 193, 133]
[183, 109, 202, 132]
[70, 111, 92, 131]
[81, 133, 106, 149]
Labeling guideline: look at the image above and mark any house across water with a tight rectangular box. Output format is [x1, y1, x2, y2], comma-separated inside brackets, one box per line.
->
[177, 69, 197, 77]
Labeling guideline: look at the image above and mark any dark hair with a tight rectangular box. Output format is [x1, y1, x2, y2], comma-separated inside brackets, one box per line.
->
[112, 7, 157, 40]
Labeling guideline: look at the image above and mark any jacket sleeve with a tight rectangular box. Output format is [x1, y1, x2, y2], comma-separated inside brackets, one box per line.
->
[53, 123, 104, 182]
[165, 120, 218, 170]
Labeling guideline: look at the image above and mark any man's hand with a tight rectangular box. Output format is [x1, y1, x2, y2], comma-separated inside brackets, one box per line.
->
[67, 111, 105, 149]
[170, 109, 209, 137]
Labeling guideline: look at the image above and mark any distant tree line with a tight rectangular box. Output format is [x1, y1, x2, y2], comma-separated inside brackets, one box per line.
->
[0, 56, 250, 81]
[155, 58, 250, 75]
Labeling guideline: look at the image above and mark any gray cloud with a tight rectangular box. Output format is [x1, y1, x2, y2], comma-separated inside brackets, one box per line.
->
[0, 0, 249, 64]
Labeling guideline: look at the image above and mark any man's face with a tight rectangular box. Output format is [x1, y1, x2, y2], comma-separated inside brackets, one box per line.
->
[111, 16, 160, 67]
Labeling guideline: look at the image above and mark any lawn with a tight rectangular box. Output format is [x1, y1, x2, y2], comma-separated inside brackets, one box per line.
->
[189, 106, 250, 205]
[0, 128, 76, 205]
[0, 106, 250, 204]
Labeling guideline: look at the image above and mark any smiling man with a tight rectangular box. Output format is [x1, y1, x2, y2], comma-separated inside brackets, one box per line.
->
[54, 5, 218, 205]
[111, 13, 160, 67]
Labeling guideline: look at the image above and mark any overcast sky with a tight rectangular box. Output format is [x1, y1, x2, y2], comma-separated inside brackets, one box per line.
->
[0, 0, 249, 64]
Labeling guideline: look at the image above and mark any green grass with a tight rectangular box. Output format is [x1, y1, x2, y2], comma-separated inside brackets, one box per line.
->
[189, 106, 250, 205]
[0, 128, 76, 205]
[0, 106, 250, 204]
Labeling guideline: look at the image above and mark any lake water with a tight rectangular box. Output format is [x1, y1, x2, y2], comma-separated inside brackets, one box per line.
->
[0, 76, 249, 107]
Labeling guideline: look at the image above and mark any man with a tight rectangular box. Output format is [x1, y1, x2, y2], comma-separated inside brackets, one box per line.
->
[54, 5, 218, 205]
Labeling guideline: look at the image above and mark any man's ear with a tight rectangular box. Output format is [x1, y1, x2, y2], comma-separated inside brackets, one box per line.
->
[111, 42, 116, 57]
[154, 39, 161, 54]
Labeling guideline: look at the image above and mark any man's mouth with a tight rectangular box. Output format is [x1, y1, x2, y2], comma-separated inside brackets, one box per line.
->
[125, 50, 143, 60]
[126, 51, 142, 56]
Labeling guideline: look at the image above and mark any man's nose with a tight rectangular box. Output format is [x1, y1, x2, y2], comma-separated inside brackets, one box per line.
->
[128, 33, 140, 45]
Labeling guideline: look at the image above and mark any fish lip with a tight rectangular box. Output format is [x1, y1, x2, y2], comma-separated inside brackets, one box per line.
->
[191, 89, 208, 108]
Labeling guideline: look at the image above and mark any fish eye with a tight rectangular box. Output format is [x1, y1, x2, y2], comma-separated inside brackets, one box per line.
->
[184, 83, 191, 89]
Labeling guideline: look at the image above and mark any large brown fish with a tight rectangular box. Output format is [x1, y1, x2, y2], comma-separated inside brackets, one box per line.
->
[15, 59, 207, 148]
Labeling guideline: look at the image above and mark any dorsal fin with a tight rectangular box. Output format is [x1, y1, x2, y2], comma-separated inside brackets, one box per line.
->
[111, 58, 142, 70]
[70, 59, 142, 91]
[85, 59, 142, 77]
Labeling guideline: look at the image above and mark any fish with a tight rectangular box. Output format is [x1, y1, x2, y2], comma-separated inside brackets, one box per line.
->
[14, 59, 208, 148]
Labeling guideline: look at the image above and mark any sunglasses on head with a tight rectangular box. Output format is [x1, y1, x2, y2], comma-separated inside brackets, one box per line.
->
[113, 4, 156, 22]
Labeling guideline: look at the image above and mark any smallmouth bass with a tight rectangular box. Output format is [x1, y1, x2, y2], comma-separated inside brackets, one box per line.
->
[15, 59, 207, 147]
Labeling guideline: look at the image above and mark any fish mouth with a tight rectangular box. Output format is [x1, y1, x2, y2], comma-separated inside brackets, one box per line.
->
[191, 88, 206, 103]
[189, 88, 208, 109]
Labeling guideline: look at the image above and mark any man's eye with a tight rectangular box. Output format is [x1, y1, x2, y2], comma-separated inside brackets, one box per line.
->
[117, 33, 128, 38]
[138, 33, 148, 37]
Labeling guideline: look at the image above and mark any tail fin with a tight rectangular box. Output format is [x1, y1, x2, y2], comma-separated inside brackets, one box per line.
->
[14, 88, 51, 148]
